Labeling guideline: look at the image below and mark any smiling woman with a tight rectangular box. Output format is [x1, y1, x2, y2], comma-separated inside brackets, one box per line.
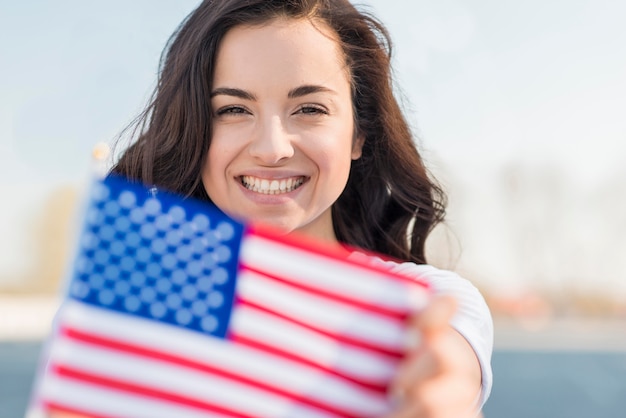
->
[104, 0, 493, 417]
[204, 18, 362, 242]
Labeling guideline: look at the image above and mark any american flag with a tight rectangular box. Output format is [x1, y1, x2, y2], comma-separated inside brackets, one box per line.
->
[31, 175, 430, 418]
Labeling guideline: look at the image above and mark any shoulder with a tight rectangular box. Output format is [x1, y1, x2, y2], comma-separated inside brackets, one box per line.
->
[350, 252, 494, 404]
[348, 251, 491, 320]
[350, 253, 478, 295]
[366, 257, 492, 331]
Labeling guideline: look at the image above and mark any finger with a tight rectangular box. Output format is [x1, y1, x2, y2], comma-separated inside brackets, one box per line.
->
[388, 296, 470, 408]
[400, 295, 457, 361]
[390, 336, 477, 405]
[389, 296, 459, 400]
[405, 374, 479, 415]
[407, 295, 461, 374]
[381, 402, 420, 418]
[388, 349, 437, 407]
[387, 378, 480, 418]
[413, 294, 457, 340]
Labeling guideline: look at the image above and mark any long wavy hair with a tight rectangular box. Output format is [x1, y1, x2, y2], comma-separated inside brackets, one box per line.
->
[112, 0, 446, 264]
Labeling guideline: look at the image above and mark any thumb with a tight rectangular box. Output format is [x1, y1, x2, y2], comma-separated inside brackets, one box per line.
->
[415, 294, 457, 340]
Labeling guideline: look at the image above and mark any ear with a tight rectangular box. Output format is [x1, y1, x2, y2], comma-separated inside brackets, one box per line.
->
[351, 133, 364, 160]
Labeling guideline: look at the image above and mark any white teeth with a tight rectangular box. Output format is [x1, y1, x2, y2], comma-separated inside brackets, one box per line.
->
[241, 176, 304, 194]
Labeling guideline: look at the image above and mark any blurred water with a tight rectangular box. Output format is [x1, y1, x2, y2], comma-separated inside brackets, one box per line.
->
[483, 350, 626, 418]
[2, 342, 626, 418]
[0, 342, 41, 418]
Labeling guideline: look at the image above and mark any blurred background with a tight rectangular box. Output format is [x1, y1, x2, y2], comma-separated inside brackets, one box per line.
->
[1, 1, 625, 417]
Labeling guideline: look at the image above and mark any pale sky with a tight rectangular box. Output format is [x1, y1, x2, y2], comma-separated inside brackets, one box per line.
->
[1, 1, 625, 293]
[367, 0, 626, 182]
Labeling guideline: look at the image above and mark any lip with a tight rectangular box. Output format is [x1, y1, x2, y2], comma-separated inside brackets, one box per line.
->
[240, 175, 306, 194]
[237, 169, 307, 179]
[235, 172, 309, 201]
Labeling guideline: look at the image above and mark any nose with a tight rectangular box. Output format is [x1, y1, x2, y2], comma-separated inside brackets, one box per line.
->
[248, 115, 295, 164]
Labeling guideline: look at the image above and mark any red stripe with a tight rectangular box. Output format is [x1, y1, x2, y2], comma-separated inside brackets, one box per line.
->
[229, 332, 389, 393]
[239, 263, 409, 320]
[246, 226, 430, 289]
[60, 327, 371, 418]
[45, 402, 116, 418]
[237, 297, 403, 359]
[51, 364, 254, 418]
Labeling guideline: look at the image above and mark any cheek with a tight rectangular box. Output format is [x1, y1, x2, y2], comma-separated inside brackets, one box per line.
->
[205, 133, 233, 173]
[202, 146, 225, 193]
[331, 128, 360, 167]
[208, 126, 249, 161]
[314, 143, 355, 181]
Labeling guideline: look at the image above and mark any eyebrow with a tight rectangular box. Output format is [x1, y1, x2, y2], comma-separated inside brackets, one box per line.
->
[287, 85, 335, 98]
[210, 85, 335, 100]
[210, 87, 256, 100]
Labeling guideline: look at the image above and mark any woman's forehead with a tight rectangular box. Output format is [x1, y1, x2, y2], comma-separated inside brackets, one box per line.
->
[213, 18, 350, 92]
[219, 18, 341, 59]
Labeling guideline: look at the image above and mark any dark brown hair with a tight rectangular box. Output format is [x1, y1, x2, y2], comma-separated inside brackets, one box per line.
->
[112, 0, 446, 264]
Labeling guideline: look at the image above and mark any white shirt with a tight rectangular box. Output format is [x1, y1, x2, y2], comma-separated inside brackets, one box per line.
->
[351, 254, 494, 408]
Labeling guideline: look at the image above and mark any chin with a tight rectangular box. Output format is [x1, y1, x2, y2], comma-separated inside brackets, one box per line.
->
[245, 216, 298, 235]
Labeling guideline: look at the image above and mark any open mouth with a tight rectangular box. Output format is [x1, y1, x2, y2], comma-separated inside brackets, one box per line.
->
[240, 175, 306, 195]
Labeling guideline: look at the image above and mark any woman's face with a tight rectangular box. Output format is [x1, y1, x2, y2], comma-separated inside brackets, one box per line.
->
[202, 18, 362, 243]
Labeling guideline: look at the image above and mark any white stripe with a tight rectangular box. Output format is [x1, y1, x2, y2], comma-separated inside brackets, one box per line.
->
[40, 373, 227, 418]
[47, 336, 335, 418]
[241, 235, 425, 311]
[57, 301, 391, 415]
[232, 304, 397, 382]
[238, 270, 406, 351]
[61, 298, 397, 384]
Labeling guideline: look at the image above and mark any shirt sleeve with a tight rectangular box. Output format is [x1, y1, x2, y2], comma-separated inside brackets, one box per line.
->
[367, 258, 494, 408]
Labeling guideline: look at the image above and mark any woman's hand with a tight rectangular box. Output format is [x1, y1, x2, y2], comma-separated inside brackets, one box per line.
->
[386, 295, 484, 418]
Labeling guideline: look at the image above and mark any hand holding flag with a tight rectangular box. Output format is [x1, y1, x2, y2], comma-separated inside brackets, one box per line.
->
[30, 175, 431, 418]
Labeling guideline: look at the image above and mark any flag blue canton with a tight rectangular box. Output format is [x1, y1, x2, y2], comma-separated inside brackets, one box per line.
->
[69, 175, 245, 338]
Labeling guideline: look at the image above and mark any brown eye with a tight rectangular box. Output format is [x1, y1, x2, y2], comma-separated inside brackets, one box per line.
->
[216, 106, 249, 115]
[296, 105, 328, 115]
